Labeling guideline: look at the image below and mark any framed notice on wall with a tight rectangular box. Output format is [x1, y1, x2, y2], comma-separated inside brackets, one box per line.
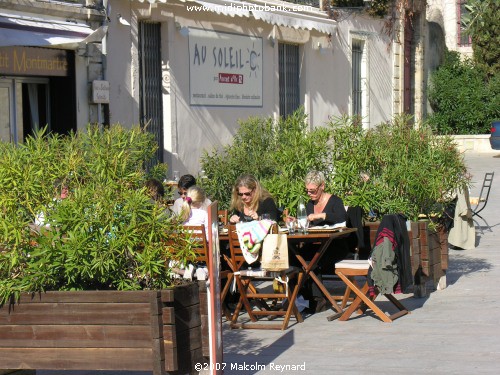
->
[188, 28, 263, 107]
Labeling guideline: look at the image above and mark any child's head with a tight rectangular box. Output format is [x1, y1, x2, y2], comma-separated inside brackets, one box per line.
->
[179, 186, 206, 221]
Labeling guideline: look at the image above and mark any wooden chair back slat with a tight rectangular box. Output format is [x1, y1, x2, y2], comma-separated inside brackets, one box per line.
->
[183, 225, 209, 265]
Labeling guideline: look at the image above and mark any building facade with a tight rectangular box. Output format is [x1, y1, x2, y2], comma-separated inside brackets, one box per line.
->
[0, 0, 106, 143]
[1, 0, 427, 177]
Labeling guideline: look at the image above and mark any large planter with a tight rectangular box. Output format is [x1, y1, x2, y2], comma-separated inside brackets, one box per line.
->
[364, 221, 448, 296]
[0, 283, 204, 374]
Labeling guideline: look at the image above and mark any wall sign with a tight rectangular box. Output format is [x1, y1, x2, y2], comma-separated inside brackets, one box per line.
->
[92, 80, 110, 104]
[0, 47, 68, 76]
[189, 28, 263, 107]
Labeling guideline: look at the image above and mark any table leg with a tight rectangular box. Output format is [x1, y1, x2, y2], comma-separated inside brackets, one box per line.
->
[289, 236, 343, 313]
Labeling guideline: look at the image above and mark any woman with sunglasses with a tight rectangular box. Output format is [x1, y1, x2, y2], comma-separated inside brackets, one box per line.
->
[304, 170, 346, 226]
[301, 170, 348, 313]
[228, 174, 278, 224]
[171, 174, 211, 215]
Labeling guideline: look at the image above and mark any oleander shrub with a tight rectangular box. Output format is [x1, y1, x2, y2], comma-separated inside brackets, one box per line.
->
[0, 125, 194, 305]
[200, 110, 469, 221]
[428, 50, 500, 134]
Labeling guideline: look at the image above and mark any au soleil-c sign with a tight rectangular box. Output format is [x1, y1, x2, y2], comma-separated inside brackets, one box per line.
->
[189, 28, 263, 107]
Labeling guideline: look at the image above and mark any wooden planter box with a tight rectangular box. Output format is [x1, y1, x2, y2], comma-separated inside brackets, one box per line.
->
[0, 283, 204, 374]
[364, 221, 448, 295]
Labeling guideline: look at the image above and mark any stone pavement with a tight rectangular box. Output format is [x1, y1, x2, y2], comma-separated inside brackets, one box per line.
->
[221, 151, 500, 375]
[33, 151, 500, 375]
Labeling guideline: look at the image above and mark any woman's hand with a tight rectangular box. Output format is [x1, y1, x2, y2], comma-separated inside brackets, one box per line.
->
[308, 213, 326, 222]
[229, 214, 240, 224]
[248, 210, 258, 220]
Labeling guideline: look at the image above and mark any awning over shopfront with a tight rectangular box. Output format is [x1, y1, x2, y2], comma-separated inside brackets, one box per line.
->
[0, 12, 106, 49]
[136, 0, 336, 35]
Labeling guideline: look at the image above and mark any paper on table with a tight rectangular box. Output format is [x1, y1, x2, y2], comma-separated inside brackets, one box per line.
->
[309, 221, 347, 230]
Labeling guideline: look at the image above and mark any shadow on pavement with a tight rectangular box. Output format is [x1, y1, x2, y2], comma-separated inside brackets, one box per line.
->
[446, 253, 492, 286]
[223, 329, 295, 374]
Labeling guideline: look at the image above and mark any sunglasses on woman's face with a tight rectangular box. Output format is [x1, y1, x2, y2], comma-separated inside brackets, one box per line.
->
[305, 187, 320, 195]
[238, 191, 253, 197]
[178, 190, 187, 196]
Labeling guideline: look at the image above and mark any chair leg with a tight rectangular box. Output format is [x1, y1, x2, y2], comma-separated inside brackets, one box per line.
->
[282, 272, 304, 329]
[336, 273, 393, 323]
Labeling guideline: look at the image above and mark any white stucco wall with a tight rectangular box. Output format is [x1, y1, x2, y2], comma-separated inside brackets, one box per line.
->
[105, 1, 396, 176]
[427, 0, 473, 57]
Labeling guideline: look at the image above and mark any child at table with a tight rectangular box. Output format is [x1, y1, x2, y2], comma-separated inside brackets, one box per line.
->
[170, 186, 209, 280]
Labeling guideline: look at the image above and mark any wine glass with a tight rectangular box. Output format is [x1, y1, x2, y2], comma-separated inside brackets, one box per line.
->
[298, 217, 309, 234]
[286, 217, 296, 234]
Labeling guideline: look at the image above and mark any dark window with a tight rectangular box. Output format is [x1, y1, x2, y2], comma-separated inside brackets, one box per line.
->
[457, 0, 472, 46]
[352, 39, 363, 116]
[138, 22, 164, 165]
[279, 43, 300, 118]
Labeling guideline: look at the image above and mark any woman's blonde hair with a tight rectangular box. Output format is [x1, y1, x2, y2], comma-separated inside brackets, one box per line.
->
[229, 174, 272, 213]
[305, 170, 326, 186]
[179, 186, 206, 222]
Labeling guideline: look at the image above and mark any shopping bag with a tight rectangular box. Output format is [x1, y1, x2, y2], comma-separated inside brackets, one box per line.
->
[261, 233, 289, 271]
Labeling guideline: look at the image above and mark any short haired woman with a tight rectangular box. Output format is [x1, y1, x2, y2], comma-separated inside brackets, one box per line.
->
[301, 170, 348, 313]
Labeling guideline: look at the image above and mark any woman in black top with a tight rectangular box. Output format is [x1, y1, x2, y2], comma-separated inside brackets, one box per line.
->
[302, 170, 349, 313]
[229, 174, 278, 223]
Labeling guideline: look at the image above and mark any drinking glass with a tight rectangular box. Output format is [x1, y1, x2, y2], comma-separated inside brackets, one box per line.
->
[173, 170, 180, 182]
[286, 219, 296, 234]
[261, 213, 271, 220]
[298, 217, 309, 234]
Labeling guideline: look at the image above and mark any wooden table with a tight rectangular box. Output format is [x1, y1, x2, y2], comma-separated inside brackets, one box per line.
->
[219, 227, 357, 314]
[286, 228, 357, 314]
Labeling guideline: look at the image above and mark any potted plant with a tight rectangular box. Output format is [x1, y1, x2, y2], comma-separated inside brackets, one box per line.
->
[0, 126, 203, 374]
[200, 111, 470, 293]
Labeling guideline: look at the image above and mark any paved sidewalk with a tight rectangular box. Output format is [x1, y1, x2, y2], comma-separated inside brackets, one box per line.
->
[222, 151, 500, 374]
[32, 151, 500, 375]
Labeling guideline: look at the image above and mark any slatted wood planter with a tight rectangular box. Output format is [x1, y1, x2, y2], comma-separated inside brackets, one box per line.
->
[0, 283, 204, 374]
[365, 221, 448, 293]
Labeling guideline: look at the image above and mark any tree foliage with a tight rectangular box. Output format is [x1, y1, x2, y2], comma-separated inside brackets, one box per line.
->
[462, 0, 500, 77]
[200, 110, 469, 221]
[428, 50, 500, 134]
[0, 126, 194, 305]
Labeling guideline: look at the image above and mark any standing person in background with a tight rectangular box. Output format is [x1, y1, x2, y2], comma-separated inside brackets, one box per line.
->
[172, 174, 211, 214]
[228, 174, 278, 223]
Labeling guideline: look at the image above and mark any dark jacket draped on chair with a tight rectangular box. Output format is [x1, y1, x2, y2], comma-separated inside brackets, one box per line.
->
[368, 214, 413, 294]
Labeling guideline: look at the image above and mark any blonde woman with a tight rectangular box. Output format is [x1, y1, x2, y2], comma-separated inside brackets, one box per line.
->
[179, 186, 209, 238]
[229, 174, 278, 224]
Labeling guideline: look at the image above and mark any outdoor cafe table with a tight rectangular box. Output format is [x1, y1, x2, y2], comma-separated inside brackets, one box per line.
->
[286, 228, 357, 314]
[218, 226, 357, 314]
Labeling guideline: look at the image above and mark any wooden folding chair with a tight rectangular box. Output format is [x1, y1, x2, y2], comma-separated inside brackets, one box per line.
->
[183, 225, 232, 319]
[226, 224, 304, 330]
[218, 209, 229, 225]
[329, 260, 409, 323]
[183, 225, 209, 266]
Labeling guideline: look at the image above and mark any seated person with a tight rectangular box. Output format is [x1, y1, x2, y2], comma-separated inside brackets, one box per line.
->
[229, 174, 278, 223]
[179, 186, 209, 240]
[302, 170, 348, 313]
[145, 178, 165, 203]
[170, 186, 209, 281]
[171, 174, 211, 215]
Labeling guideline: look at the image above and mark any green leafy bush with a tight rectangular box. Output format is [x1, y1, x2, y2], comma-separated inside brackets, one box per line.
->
[199, 109, 331, 215]
[428, 50, 500, 134]
[0, 126, 194, 304]
[327, 115, 469, 220]
[200, 110, 469, 221]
